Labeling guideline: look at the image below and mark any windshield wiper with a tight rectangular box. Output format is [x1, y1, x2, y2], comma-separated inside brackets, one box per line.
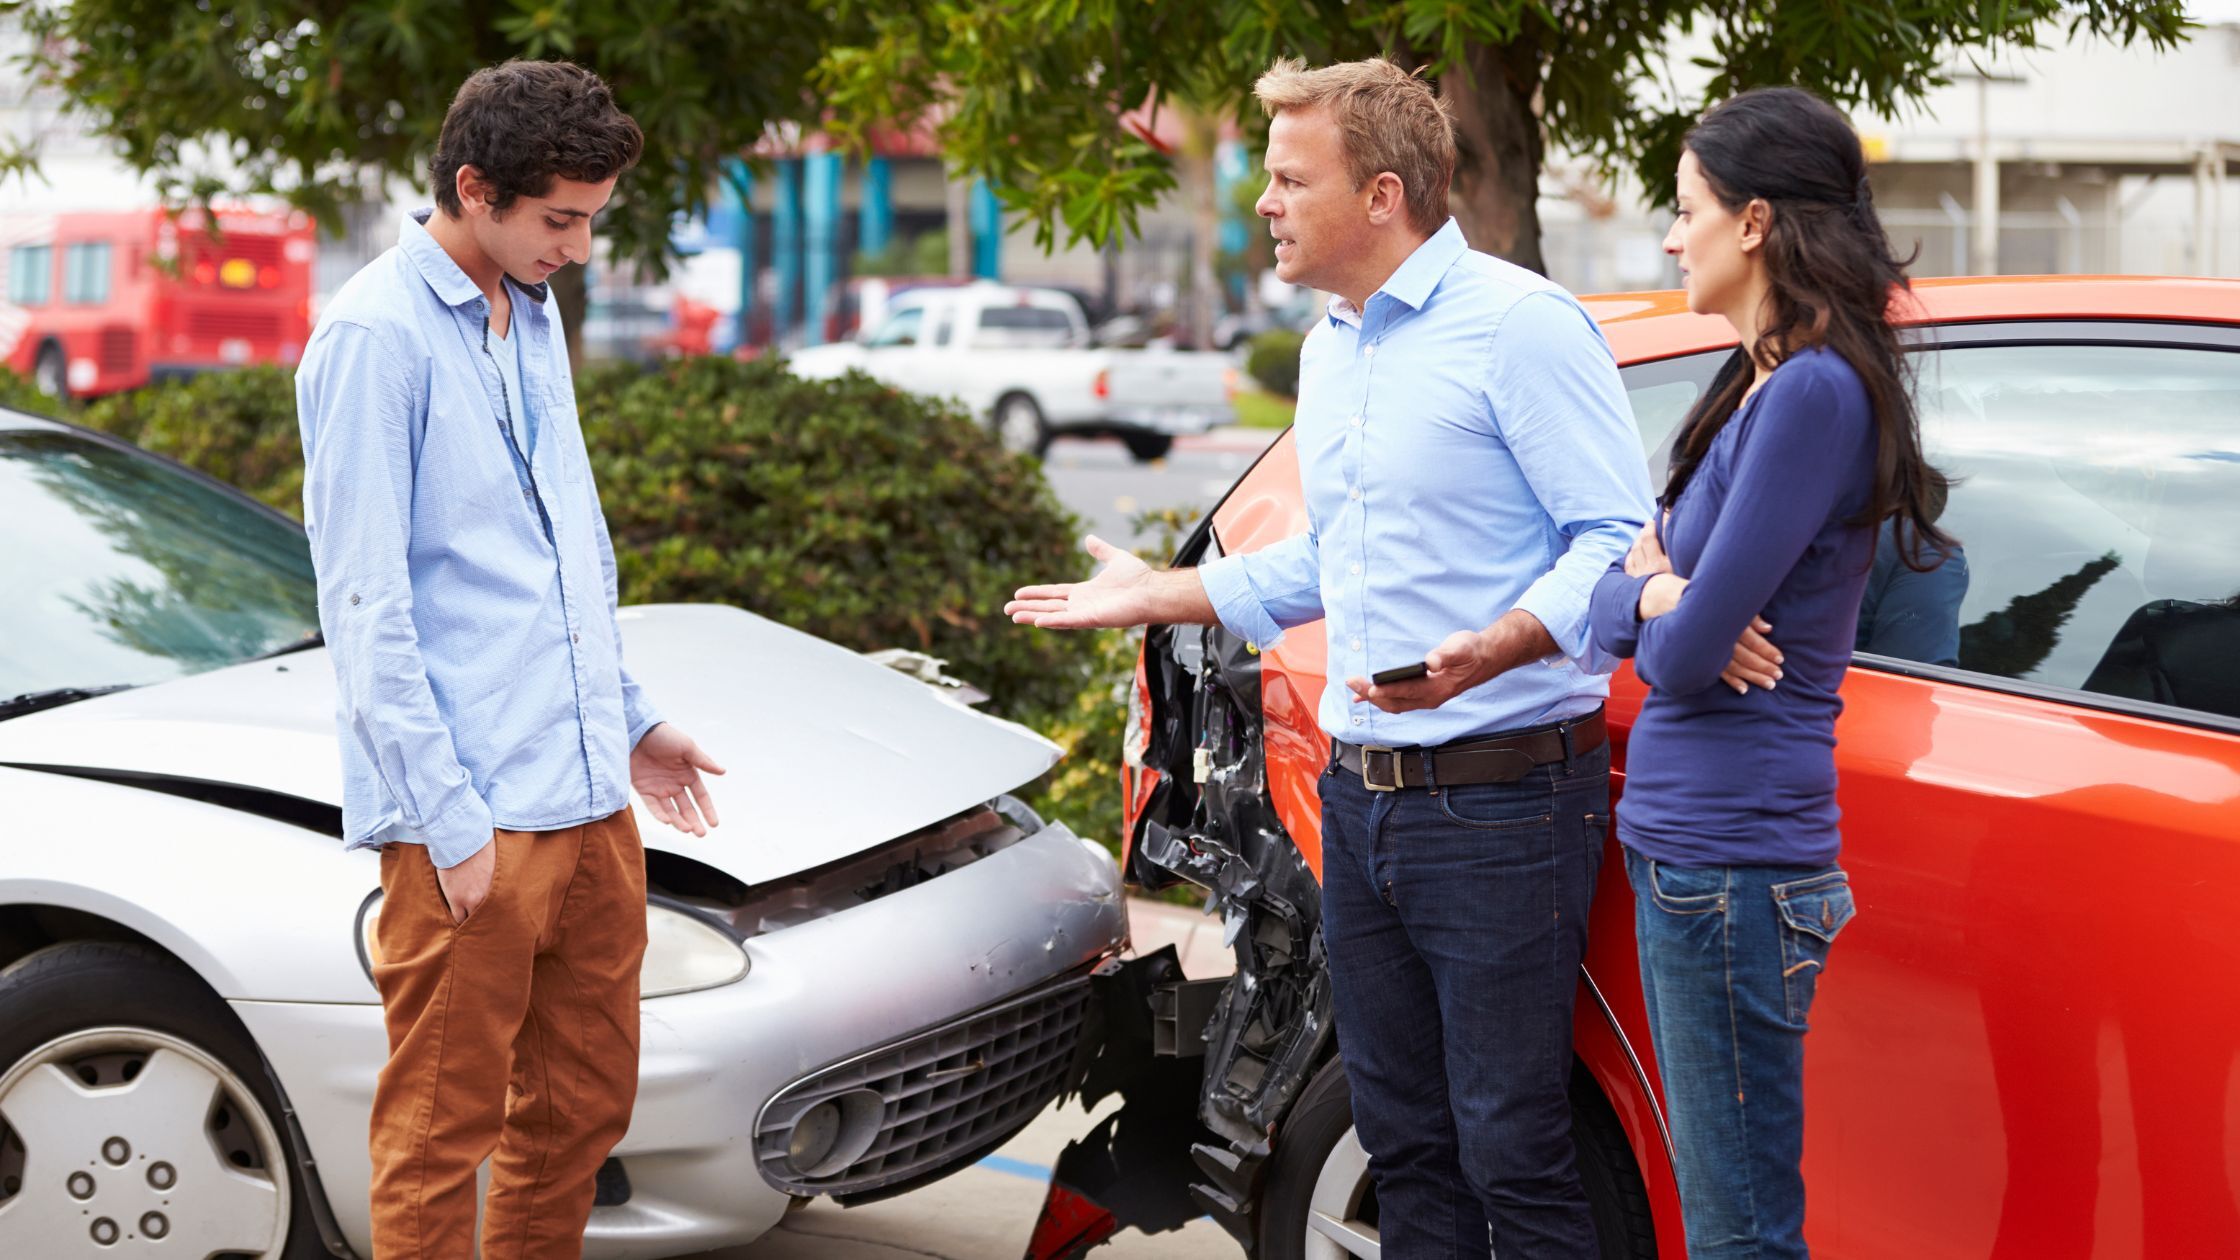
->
[252, 631, 325, 662]
[0, 684, 139, 722]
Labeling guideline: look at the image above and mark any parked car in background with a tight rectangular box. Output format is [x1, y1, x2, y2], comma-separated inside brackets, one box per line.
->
[0, 404, 1131, 1258]
[1051, 276, 2240, 1260]
[0, 206, 315, 399]
[788, 282, 1237, 461]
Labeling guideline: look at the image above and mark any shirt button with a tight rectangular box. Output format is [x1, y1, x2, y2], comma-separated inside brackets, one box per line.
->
[1349, 487, 1362, 501]
[572, 632, 580, 644]
[1350, 637, 1362, 650]
[349, 593, 359, 606]
[1349, 563, 1361, 575]
[523, 488, 533, 500]
[1349, 415, 1363, 428]
[1352, 716, 1364, 726]
[1364, 344, 1377, 358]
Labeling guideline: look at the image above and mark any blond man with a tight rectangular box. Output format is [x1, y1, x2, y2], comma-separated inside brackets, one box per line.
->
[1009, 58, 1652, 1257]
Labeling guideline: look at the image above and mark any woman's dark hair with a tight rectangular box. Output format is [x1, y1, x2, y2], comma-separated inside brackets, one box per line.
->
[1665, 86, 1954, 568]
[431, 61, 644, 218]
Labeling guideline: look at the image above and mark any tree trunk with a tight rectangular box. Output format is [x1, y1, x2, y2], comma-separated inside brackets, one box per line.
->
[1440, 41, 1548, 275]
[551, 263, 588, 372]
[1181, 110, 1221, 350]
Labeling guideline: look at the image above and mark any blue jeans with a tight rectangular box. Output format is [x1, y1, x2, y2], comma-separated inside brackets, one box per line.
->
[1625, 850, 1857, 1259]
[1319, 734, 1608, 1259]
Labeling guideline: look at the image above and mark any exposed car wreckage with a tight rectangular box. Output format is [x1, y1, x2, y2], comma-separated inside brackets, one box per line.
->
[1025, 520, 1333, 1260]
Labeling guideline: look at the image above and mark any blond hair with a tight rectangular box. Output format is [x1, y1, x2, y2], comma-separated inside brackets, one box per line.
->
[1254, 57, 1456, 235]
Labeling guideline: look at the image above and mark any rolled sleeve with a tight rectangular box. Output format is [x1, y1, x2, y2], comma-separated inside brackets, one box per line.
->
[1486, 291, 1654, 665]
[1197, 531, 1322, 649]
[298, 319, 492, 866]
[1588, 560, 1652, 661]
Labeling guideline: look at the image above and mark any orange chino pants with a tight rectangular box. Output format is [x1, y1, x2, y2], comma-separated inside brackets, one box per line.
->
[368, 809, 647, 1258]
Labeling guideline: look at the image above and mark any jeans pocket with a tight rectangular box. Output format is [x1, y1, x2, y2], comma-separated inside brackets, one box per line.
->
[1645, 858, 1728, 916]
[1772, 866, 1855, 1027]
[1432, 781, 1554, 831]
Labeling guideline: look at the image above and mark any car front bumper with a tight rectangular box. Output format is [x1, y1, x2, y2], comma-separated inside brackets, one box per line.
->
[235, 820, 1128, 1259]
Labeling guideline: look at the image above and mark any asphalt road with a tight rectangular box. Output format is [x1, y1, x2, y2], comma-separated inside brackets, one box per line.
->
[1036, 430, 1278, 558]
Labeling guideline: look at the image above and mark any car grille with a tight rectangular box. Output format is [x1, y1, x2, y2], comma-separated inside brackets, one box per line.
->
[754, 975, 1093, 1200]
[185, 307, 282, 343]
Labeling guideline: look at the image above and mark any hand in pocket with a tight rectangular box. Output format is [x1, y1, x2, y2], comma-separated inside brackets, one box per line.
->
[434, 836, 498, 925]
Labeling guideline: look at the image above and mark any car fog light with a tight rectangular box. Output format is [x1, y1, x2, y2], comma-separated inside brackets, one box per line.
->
[789, 1101, 841, 1171]
[785, 1088, 885, 1178]
[355, 894, 750, 997]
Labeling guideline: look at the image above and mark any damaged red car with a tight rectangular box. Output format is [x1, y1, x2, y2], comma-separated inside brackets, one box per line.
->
[1034, 276, 2240, 1260]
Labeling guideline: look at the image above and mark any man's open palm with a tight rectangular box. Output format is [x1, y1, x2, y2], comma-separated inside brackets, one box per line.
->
[1006, 535, 1154, 630]
[631, 723, 725, 837]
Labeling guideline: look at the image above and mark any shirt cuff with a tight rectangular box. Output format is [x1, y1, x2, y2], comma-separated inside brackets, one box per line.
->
[1195, 554, 1290, 650]
[1512, 576, 1593, 662]
[624, 695, 664, 751]
[418, 790, 497, 870]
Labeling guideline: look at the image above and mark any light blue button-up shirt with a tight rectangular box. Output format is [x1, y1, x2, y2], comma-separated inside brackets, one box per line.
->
[1198, 219, 1652, 748]
[296, 209, 661, 868]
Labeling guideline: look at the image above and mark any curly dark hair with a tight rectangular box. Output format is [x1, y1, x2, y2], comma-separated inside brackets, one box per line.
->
[430, 60, 644, 218]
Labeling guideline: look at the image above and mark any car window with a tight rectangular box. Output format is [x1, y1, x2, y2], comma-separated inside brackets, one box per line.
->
[1617, 350, 1729, 491]
[971, 306, 1077, 350]
[1867, 341, 2240, 722]
[0, 425, 321, 700]
[63, 242, 111, 304]
[8, 243, 52, 306]
[864, 307, 923, 348]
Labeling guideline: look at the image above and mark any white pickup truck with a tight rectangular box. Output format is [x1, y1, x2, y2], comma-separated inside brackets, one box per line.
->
[786, 283, 1235, 461]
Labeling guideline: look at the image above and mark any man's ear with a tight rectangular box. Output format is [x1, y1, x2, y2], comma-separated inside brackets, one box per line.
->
[455, 165, 492, 217]
[1365, 171, 1408, 227]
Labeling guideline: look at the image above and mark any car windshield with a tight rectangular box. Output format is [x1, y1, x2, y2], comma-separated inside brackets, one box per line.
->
[0, 421, 321, 703]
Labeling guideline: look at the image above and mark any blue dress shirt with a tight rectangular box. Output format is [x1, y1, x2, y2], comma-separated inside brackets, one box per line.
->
[1198, 219, 1653, 747]
[296, 209, 661, 868]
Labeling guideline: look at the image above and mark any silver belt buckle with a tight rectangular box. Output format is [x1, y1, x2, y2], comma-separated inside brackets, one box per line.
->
[1360, 745, 1402, 792]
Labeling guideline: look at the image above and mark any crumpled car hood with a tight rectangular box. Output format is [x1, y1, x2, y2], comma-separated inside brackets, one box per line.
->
[0, 603, 1061, 885]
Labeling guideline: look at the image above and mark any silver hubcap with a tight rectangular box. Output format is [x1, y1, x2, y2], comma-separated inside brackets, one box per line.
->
[1304, 1124, 1381, 1259]
[997, 398, 1040, 451]
[0, 1027, 288, 1255]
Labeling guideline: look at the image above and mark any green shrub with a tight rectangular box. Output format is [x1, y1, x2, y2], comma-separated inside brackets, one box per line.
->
[0, 366, 68, 417]
[1245, 328, 1305, 400]
[76, 366, 305, 517]
[578, 354, 1101, 724]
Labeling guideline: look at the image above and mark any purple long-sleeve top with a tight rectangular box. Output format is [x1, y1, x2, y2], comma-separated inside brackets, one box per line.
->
[1588, 347, 1878, 867]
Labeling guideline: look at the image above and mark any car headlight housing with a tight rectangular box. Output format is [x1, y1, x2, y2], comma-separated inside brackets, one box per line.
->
[356, 892, 750, 998]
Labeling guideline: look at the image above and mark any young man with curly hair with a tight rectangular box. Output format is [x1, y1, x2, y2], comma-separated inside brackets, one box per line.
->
[295, 60, 726, 1257]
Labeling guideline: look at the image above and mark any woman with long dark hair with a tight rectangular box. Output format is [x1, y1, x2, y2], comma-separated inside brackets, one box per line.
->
[1586, 86, 1952, 1257]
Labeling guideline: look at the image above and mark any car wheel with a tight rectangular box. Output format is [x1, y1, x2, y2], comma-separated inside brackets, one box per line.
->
[1122, 432, 1174, 462]
[1254, 1057, 1656, 1260]
[0, 941, 327, 1258]
[32, 343, 67, 401]
[992, 392, 1050, 457]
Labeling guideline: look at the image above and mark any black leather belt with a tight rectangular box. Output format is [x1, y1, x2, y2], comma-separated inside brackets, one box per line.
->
[1334, 708, 1606, 793]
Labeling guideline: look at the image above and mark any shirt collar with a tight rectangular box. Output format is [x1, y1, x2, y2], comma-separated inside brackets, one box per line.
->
[402, 207, 551, 313]
[1326, 217, 1468, 328]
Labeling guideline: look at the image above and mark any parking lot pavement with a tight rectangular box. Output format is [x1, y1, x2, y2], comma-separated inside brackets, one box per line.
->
[680, 898, 1240, 1259]
[1039, 430, 1277, 552]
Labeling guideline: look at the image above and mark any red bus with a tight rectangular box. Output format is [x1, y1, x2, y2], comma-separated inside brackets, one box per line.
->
[0, 206, 315, 400]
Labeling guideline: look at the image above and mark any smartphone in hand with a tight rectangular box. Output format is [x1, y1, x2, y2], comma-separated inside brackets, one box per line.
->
[1371, 661, 1429, 685]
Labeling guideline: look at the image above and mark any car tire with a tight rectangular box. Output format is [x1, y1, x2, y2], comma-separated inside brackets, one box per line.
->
[992, 392, 1051, 457]
[1122, 432, 1175, 462]
[0, 941, 328, 1259]
[1254, 1056, 1656, 1260]
[32, 342, 67, 401]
